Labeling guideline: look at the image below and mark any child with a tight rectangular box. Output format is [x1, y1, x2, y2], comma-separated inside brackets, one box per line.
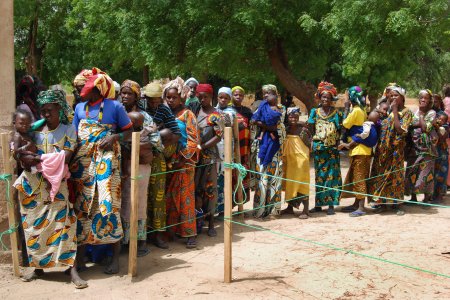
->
[281, 107, 311, 219]
[338, 102, 389, 150]
[432, 111, 449, 203]
[12, 109, 38, 169]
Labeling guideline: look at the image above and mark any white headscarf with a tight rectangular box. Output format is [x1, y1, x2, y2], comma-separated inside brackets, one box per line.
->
[218, 87, 232, 98]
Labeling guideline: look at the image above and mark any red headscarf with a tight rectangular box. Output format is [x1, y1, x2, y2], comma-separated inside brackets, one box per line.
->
[80, 67, 115, 99]
[315, 81, 337, 100]
[196, 83, 214, 96]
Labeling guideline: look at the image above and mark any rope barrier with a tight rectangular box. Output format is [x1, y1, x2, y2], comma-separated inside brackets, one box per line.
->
[131, 162, 215, 180]
[228, 218, 450, 279]
[0, 174, 19, 250]
[224, 162, 247, 205]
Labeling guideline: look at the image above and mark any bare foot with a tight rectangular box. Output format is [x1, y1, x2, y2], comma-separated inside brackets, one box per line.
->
[186, 237, 197, 249]
[298, 213, 310, 219]
[21, 269, 44, 282]
[280, 205, 294, 215]
[70, 267, 88, 289]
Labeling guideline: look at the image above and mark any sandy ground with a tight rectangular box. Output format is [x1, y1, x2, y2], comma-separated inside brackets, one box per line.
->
[1, 100, 449, 299]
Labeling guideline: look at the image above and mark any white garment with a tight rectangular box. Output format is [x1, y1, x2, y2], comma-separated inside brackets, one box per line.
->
[359, 121, 374, 139]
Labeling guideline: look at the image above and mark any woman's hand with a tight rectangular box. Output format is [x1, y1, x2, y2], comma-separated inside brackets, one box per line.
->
[99, 134, 119, 150]
[391, 99, 398, 113]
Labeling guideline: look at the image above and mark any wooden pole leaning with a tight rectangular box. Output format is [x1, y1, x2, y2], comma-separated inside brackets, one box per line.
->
[128, 132, 140, 277]
[232, 118, 244, 219]
[224, 127, 233, 283]
[0, 132, 20, 277]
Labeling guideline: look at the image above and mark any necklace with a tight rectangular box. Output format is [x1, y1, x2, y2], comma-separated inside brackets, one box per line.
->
[85, 100, 105, 122]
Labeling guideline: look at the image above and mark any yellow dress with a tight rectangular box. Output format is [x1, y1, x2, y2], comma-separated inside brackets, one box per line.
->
[283, 134, 310, 206]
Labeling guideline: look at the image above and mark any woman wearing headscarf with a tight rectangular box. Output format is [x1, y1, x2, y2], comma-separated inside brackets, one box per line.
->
[230, 86, 253, 206]
[251, 84, 286, 218]
[340, 86, 372, 217]
[164, 77, 200, 248]
[16, 75, 43, 122]
[195, 83, 225, 236]
[72, 69, 93, 110]
[140, 81, 178, 249]
[215, 87, 234, 213]
[369, 86, 413, 215]
[307, 82, 342, 216]
[119, 79, 163, 255]
[13, 90, 87, 288]
[70, 67, 133, 274]
[404, 89, 438, 205]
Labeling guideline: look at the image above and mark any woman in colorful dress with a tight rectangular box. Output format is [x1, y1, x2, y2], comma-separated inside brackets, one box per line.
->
[369, 86, 413, 215]
[432, 110, 449, 203]
[307, 82, 342, 216]
[230, 86, 253, 208]
[251, 84, 286, 218]
[71, 67, 133, 274]
[340, 86, 373, 217]
[195, 84, 225, 236]
[164, 77, 200, 248]
[141, 82, 180, 248]
[14, 90, 87, 288]
[215, 87, 234, 213]
[404, 89, 438, 205]
[120, 79, 163, 255]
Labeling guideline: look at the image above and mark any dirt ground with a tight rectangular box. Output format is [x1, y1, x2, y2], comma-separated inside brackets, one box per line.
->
[0, 100, 449, 299]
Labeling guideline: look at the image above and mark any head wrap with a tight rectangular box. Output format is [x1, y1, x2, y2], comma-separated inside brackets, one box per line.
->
[382, 82, 399, 97]
[80, 67, 115, 99]
[185, 77, 199, 86]
[218, 87, 232, 99]
[262, 84, 278, 95]
[73, 69, 93, 86]
[196, 84, 214, 95]
[419, 89, 433, 105]
[143, 82, 163, 98]
[163, 77, 190, 99]
[37, 90, 74, 124]
[390, 86, 406, 98]
[348, 86, 365, 107]
[231, 86, 245, 94]
[120, 80, 141, 98]
[316, 81, 337, 100]
[18, 75, 35, 97]
[114, 81, 120, 92]
[287, 107, 301, 115]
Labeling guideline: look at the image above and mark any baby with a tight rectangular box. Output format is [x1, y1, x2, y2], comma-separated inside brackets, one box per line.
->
[339, 102, 389, 150]
[12, 109, 38, 172]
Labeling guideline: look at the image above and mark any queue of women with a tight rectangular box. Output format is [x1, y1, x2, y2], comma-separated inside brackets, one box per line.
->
[11, 69, 450, 288]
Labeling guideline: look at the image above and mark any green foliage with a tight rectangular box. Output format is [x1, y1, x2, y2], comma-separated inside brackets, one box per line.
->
[13, 0, 450, 102]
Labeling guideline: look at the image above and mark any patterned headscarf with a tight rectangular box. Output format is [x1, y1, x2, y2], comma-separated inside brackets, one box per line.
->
[120, 79, 141, 98]
[316, 81, 337, 100]
[73, 69, 93, 86]
[287, 107, 301, 115]
[262, 84, 278, 95]
[382, 82, 399, 98]
[390, 86, 406, 98]
[80, 67, 115, 99]
[419, 89, 434, 105]
[163, 76, 190, 99]
[37, 90, 74, 124]
[218, 87, 232, 98]
[143, 81, 163, 98]
[196, 83, 214, 95]
[231, 86, 245, 94]
[348, 86, 365, 107]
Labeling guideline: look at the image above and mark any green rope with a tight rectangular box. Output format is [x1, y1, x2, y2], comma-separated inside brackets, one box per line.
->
[0, 224, 19, 251]
[0, 174, 19, 250]
[224, 162, 247, 205]
[228, 218, 450, 279]
[131, 162, 215, 180]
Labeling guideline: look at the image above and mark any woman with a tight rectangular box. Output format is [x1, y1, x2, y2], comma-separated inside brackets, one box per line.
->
[443, 85, 450, 186]
[307, 82, 342, 215]
[215, 87, 234, 213]
[432, 110, 449, 203]
[369, 86, 413, 214]
[404, 89, 438, 205]
[195, 83, 225, 236]
[72, 69, 93, 110]
[13, 90, 87, 288]
[252, 84, 286, 218]
[70, 67, 133, 274]
[16, 75, 43, 122]
[140, 82, 179, 249]
[164, 77, 200, 248]
[340, 86, 373, 217]
[120, 79, 163, 255]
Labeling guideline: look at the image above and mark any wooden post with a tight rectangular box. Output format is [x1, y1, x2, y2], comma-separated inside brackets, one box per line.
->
[128, 132, 140, 277]
[232, 118, 244, 219]
[1, 133, 20, 277]
[224, 127, 233, 283]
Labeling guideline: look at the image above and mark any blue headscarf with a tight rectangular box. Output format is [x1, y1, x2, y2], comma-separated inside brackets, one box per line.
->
[348, 86, 365, 107]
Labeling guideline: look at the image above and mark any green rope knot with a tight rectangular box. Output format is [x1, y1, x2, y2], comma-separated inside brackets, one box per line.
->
[224, 162, 247, 205]
[0, 223, 19, 251]
[0, 173, 13, 207]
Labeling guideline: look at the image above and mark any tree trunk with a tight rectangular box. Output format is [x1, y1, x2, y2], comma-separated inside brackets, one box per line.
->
[142, 65, 149, 85]
[25, 0, 40, 76]
[267, 39, 316, 111]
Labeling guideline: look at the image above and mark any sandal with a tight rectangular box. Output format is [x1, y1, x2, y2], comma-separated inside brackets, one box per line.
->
[186, 238, 197, 249]
[298, 213, 309, 219]
[207, 228, 217, 237]
[349, 210, 366, 217]
[341, 205, 358, 213]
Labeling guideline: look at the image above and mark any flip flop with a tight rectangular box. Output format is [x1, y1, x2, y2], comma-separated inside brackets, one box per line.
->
[207, 228, 217, 237]
[349, 211, 366, 217]
[72, 279, 88, 289]
[186, 239, 197, 249]
[137, 248, 150, 257]
[341, 205, 358, 213]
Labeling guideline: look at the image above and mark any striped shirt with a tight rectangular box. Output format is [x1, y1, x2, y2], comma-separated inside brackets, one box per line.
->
[145, 103, 181, 136]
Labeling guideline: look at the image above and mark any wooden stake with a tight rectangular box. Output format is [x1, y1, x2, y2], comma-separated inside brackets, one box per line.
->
[128, 132, 140, 277]
[224, 127, 233, 283]
[232, 118, 244, 219]
[1, 132, 20, 277]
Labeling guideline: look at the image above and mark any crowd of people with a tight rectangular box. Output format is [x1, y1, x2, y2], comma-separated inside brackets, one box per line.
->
[10, 69, 450, 288]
